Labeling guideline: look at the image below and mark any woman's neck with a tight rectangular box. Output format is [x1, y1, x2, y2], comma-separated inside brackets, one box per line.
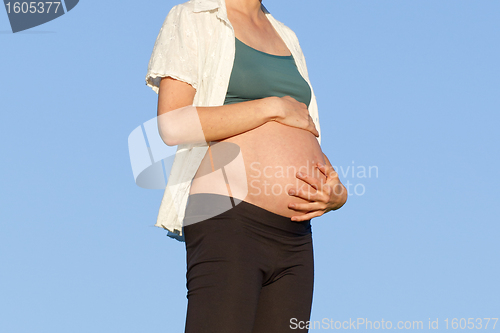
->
[225, 0, 263, 20]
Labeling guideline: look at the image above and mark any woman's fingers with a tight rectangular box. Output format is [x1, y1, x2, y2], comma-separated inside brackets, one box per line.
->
[288, 184, 330, 205]
[290, 210, 324, 222]
[294, 171, 323, 190]
[288, 199, 326, 211]
[309, 117, 319, 137]
[317, 162, 338, 179]
[276, 96, 319, 136]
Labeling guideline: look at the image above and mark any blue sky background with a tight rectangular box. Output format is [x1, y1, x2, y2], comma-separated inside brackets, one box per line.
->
[1, 0, 499, 332]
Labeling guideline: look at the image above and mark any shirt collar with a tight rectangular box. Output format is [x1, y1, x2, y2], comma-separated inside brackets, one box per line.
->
[193, 0, 271, 27]
[192, 0, 221, 13]
[193, 0, 230, 26]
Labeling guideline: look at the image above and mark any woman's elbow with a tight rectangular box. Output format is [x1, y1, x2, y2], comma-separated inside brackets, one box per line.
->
[158, 125, 181, 146]
[162, 137, 180, 147]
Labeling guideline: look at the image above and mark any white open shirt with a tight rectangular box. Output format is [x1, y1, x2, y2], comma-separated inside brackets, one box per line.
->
[145, 0, 322, 240]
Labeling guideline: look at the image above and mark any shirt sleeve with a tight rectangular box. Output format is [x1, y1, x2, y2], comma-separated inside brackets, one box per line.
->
[145, 4, 198, 94]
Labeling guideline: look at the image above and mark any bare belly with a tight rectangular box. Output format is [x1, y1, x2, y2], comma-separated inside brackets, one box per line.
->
[189, 121, 326, 217]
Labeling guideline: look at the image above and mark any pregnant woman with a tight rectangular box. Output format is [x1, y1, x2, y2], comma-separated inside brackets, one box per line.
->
[145, 0, 347, 332]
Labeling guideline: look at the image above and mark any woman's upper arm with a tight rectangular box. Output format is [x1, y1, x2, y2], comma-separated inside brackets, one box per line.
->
[145, 4, 199, 99]
[158, 77, 196, 116]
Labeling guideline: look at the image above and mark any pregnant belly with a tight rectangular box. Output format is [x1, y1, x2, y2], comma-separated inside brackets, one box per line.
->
[189, 121, 326, 218]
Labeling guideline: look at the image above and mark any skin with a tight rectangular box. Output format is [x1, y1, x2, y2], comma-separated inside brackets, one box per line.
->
[157, 0, 347, 220]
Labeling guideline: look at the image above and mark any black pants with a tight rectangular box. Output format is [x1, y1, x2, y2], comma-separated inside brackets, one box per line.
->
[183, 193, 314, 333]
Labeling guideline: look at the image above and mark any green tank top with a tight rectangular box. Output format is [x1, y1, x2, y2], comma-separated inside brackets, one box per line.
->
[223, 37, 312, 106]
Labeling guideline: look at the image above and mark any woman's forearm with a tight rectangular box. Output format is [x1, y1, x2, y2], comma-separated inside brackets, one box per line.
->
[158, 97, 279, 146]
[156, 77, 316, 146]
[197, 98, 279, 142]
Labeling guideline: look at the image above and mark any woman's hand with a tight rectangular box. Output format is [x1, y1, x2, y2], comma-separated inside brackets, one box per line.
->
[287, 154, 348, 221]
[270, 96, 319, 137]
